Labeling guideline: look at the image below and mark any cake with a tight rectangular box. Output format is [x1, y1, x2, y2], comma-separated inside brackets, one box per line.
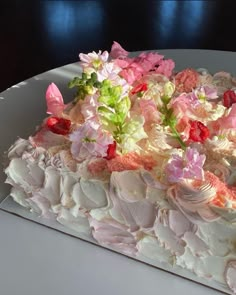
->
[5, 42, 236, 294]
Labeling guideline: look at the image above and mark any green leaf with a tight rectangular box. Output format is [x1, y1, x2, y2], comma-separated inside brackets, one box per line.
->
[98, 106, 116, 122]
[98, 95, 116, 108]
[161, 95, 172, 105]
[82, 72, 87, 80]
[90, 72, 97, 82]
[115, 96, 131, 118]
[110, 85, 122, 98]
[68, 77, 82, 88]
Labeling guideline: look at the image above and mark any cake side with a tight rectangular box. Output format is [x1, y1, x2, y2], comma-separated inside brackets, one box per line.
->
[5, 42, 236, 294]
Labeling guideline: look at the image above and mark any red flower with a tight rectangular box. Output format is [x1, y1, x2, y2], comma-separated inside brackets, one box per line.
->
[131, 83, 148, 95]
[223, 90, 236, 108]
[189, 121, 210, 143]
[46, 117, 71, 135]
[104, 141, 116, 160]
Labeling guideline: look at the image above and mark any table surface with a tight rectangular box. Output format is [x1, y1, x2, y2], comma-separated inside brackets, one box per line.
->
[0, 210, 223, 295]
[1, 0, 236, 92]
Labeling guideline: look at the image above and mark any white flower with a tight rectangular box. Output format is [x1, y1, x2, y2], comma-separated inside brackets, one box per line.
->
[79, 50, 109, 71]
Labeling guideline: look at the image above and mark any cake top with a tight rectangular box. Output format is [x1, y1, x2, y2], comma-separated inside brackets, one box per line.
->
[34, 42, 236, 216]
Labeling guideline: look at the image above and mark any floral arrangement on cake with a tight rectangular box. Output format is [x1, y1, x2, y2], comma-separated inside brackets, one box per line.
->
[44, 41, 236, 215]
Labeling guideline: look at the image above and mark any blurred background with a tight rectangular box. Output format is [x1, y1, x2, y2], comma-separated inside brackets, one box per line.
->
[0, 0, 236, 92]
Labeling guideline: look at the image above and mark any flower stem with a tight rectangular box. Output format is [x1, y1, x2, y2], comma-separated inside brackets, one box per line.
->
[169, 124, 186, 150]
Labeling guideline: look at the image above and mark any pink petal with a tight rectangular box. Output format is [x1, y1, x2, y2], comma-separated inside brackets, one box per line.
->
[140, 99, 160, 124]
[135, 52, 164, 72]
[110, 41, 129, 59]
[155, 59, 175, 78]
[46, 83, 65, 116]
[218, 104, 236, 129]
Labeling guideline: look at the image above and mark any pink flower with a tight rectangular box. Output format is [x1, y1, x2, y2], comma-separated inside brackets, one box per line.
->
[70, 121, 113, 162]
[81, 94, 99, 121]
[114, 58, 131, 68]
[155, 59, 175, 78]
[171, 93, 193, 117]
[96, 62, 121, 82]
[186, 92, 201, 107]
[175, 116, 191, 141]
[119, 63, 144, 85]
[135, 52, 164, 72]
[217, 104, 236, 129]
[197, 86, 218, 100]
[165, 148, 206, 183]
[139, 99, 160, 124]
[110, 41, 129, 59]
[175, 68, 199, 93]
[46, 83, 65, 116]
[110, 45, 170, 85]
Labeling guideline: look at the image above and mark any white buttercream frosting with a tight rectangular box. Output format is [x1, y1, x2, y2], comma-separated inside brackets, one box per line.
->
[5, 135, 236, 293]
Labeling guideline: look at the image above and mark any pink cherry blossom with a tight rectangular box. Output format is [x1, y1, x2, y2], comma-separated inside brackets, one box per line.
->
[165, 147, 206, 183]
[70, 121, 113, 162]
[155, 59, 175, 78]
[46, 83, 65, 116]
[110, 41, 129, 59]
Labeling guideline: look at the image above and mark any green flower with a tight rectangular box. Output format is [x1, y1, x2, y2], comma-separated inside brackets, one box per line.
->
[120, 116, 147, 153]
[97, 79, 132, 146]
[68, 72, 101, 103]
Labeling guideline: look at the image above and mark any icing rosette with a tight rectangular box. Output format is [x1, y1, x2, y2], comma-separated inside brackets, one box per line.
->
[167, 180, 220, 223]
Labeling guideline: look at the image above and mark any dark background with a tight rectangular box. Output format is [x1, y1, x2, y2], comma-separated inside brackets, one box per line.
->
[0, 0, 235, 92]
